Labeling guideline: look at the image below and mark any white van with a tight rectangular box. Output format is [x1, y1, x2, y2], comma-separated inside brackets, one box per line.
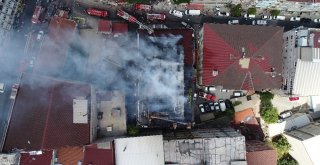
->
[185, 10, 201, 16]
[169, 9, 183, 18]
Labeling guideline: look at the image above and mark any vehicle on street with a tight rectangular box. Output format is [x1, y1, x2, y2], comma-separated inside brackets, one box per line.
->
[290, 17, 300, 21]
[300, 18, 312, 23]
[217, 12, 229, 16]
[204, 93, 216, 101]
[256, 20, 267, 25]
[228, 20, 239, 24]
[218, 99, 226, 112]
[37, 31, 44, 40]
[314, 18, 320, 23]
[169, 9, 183, 18]
[214, 102, 220, 111]
[32, 5, 44, 24]
[0, 83, 4, 93]
[10, 84, 19, 100]
[147, 13, 166, 21]
[208, 102, 215, 111]
[199, 103, 205, 113]
[220, 89, 229, 92]
[193, 92, 198, 101]
[273, 15, 285, 20]
[135, 4, 152, 11]
[289, 97, 299, 101]
[279, 111, 292, 119]
[86, 8, 108, 18]
[184, 10, 201, 16]
[244, 14, 255, 18]
[261, 15, 271, 19]
[233, 91, 244, 98]
[204, 86, 216, 94]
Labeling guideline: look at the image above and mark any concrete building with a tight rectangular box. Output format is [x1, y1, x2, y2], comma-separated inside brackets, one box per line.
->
[0, 0, 19, 46]
[0, 152, 20, 165]
[284, 122, 320, 165]
[163, 128, 247, 165]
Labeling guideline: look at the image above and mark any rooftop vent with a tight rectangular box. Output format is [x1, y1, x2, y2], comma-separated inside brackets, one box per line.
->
[212, 69, 219, 77]
[241, 47, 246, 58]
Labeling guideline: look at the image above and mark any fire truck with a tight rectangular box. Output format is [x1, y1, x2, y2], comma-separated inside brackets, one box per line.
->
[135, 4, 152, 11]
[146, 13, 166, 21]
[86, 8, 108, 18]
[31, 6, 43, 24]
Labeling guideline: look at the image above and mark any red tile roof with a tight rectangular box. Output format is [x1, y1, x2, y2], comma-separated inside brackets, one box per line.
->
[246, 140, 277, 165]
[83, 146, 114, 165]
[313, 32, 320, 48]
[234, 108, 258, 125]
[138, 29, 194, 66]
[3, 74, 91, 152]
[186, 3, 204, 10]
[20, 150, 53, 165]
[202, 24, 283, 90]
[112, 22, 128, 34]
[34, 17, 76, 76]
[98, 20, 111, 33]
[57, 146, 84, 165]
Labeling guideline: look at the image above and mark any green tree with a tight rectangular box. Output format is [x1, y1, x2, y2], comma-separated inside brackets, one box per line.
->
[270, 9, 280, 16]
[258, 91, 274, 108]
[126, 0, 149, 3]
[277, 154, 298, 165]
[233, 101, 242, 106]
[230, 4, 242, 17]
[247, 7, 257, 15]
[260, 107, 278, 124]
[273, 135, 291, 158]
[172, 0, 191, 4]
[127, 125, 140, 136]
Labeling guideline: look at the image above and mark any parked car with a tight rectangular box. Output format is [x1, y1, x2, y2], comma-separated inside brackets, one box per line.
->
[290, 17, 300, 21]
[218, 99, 226, 112]
[289, 97, 299, 101]
[193, 92, 198, 101]
[10, 84, 19, 100]
[220, 89, 229, 92]
[314, 18, 320, 23]
[86, 8, 108, 17]
[214, 102, 220, 111]
[300, 18, 312, 23]
[135, 4, 152, 11]
[0, 83, 4, 93]
[146, 13, 166, 21]
[279, 111, 292, 119]
[217, 12, 229, 16]
[203, 93, 216, 101]
[208, 102, 215, 111]
[244, 14, 255, 18]
[184, 10, 201, 16]
[233, 91, 244, 98]
[169, 9, 183, 18]
[225, 99, 233, 109]
[204, 86, 216, 94]
[256, 20, 267, 25]
[199, 103, 205, 113]
[37, 30, 44, 40]
[261, 15, 271, 19]
[228, 20, 239, 25]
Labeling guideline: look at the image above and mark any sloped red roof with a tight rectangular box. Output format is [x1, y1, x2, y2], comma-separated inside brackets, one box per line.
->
[98, 20, 111, 33]
[83, 146, 114, 165]
[35, 17, 76, 76]
[234, 108, 258, 125]
[202, 24, 283, 90]
[20, 150, 53, 165]
[138, 29, 194, 66]
[112, 22, 128, 34]
[246, 140, 277, 165]
[3, 74, 91, 152]
[57, 146, 84, 165]
[186, 3, 204, 10]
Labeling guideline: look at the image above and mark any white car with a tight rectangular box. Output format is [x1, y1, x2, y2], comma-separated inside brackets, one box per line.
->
[0, 83, 4, 93]
[220, 89, 229, 92]
[169, 9, 183, 18]
[290, 17, 300, 21]
[218, 12, 229, 16]
[199, 104, 205, 113]
[228, 20, 239, 25]
[279, 111, 292, 119]
[214, 102, 220, 111]
[256, 20, 267, 25]
[204, 86, 216, 94]
[314, 18, 320, 23]
[218, 99, 226, 112]
[37, 31, 44, 40]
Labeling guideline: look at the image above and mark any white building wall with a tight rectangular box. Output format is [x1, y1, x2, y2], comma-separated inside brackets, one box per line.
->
[303, 136, 320, 165]
[284, 134, 313, 165]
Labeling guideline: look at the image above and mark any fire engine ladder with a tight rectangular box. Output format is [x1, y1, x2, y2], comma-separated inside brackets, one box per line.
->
[117, 9, 154, 34]
[241, 71, 254, 91]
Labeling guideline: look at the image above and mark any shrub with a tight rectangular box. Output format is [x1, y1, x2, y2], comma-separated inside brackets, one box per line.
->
[260, 107, 278, 124]
[277, 154, 298, 165]
[230, 4, 242, 17]
[127, 125, 139, 136]
[272, 135, 291, 158]
[233, 101, 242, 106]
[247, 7, 257, 15]
[270, 9, 280, 16]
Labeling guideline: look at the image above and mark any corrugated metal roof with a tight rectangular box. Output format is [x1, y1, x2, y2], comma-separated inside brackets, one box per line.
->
[57, 146, 84, 165]
[246, 140, 277, 165]
[114, 135, 164, 165]
[83, 146, 114, 165]
[112, 22, 128, 34]
[20, 150, 53, 165]
[293, 60, 320, 96]
[98, 20, 111, 33]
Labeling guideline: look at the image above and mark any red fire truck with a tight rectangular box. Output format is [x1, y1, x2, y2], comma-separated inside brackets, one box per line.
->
[31, 6, 43, 24]
[135, 4, 152, 11]
[146, 14, 166, 21]
[86, 8, 108, 18]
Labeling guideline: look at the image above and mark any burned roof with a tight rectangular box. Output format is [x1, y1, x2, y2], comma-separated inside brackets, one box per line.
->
[201, 24, 283, 90]
[3, 74, 91, 152]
